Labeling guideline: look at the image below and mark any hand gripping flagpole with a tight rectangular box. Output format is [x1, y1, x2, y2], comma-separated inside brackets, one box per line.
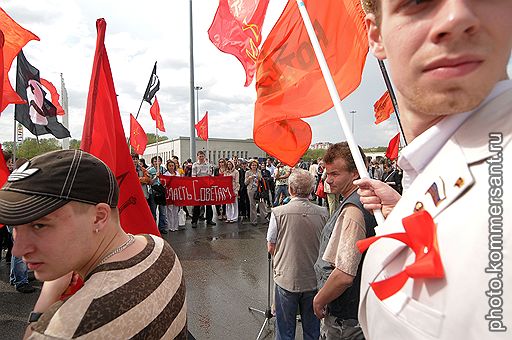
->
[295, 0, 384, 225]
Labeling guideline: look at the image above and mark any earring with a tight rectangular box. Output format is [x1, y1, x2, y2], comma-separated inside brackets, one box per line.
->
[95, 228, 99, 233]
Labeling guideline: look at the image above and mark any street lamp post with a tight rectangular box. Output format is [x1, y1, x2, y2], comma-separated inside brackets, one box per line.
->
[350, 110, 357, 135]
[194, 86, 203, 121]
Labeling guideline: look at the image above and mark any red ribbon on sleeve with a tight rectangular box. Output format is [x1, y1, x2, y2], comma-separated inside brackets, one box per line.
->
[357, 210, 444, 300]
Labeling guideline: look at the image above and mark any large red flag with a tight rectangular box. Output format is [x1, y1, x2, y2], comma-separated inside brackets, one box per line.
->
[0, 30, 4, 109]
[40, 78, 65, 115]
[195, 111, 209, 141]
[374, 91, 394, 125]
[386, 133, 400, 160]
[0, 7, 39, 113]
[149, 96, 166, 132]
[130, 114, 148, 155]
[81, 19, 158, 236]
[208, 0, 270, 86]
[254, 0, 368, 166]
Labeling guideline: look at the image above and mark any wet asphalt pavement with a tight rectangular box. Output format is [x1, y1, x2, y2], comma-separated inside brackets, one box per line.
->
[0, 214, 306, 340]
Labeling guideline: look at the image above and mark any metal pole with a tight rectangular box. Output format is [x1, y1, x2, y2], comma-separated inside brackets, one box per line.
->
[350, 110, 356, 136]
[194, 86, 202, 122]
[189, 0, 196, 160]
[61, 73, 70, 150]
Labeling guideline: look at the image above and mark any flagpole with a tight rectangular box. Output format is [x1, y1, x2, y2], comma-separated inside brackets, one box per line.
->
[134, 98, 145, 120]
[61, 73, 70, 150]
[295, 0, 384, 225]
[189, 0, 197, 161]
[12, 112, 17, 164]
[377, 59, 407, 146]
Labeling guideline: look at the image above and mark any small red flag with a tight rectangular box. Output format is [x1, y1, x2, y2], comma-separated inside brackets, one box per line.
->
[130, 114, 147, 155]
[81, 19, 158, 236]
[195, 111, 208, 141]
[208, 0, 270, 87]
[386, 133, 400, 160]
[254, 0, 369, 166]
[374, 91, 394, 125]
[0, 8, 39, 113]
[150, 96, 165, 132]
[40, 78, 65, 115]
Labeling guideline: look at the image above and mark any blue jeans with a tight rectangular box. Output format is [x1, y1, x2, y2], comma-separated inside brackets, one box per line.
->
[275, 285, 320, 340]
[6, 227, 28, 288]
[273, 185, 289, 207]
[148, 194, 168, 230]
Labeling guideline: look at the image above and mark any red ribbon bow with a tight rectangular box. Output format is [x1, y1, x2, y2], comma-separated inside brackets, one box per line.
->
[357, 210, 444, 300]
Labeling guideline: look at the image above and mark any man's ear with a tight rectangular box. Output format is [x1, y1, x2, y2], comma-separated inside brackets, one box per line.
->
[365, 13, 386, 59]
[92, 203, 111, 232]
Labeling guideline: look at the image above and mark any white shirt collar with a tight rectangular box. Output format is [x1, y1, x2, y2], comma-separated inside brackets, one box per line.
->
[398, 80, 512, 190]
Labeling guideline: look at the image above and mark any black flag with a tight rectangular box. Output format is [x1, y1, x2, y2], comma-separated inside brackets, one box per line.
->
[143, 61, 160, 104]
[15, 50, 70, 139]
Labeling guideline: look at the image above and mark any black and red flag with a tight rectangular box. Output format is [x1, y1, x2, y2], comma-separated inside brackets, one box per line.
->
[15, 50, 70, 138]
[143, 61, 160, 104]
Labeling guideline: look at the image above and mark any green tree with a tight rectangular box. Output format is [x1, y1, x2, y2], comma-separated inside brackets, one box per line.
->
[302, 148, 326, 161]
[15, 138, 61, 159]
[69, 139, 81, 149]
[146, 133, 168, 145]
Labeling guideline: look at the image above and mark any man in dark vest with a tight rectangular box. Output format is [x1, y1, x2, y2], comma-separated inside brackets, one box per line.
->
[314, 142, 376, 339]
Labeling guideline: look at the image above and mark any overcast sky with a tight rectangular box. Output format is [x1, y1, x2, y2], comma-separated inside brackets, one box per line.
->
[2, 0, 512, 149]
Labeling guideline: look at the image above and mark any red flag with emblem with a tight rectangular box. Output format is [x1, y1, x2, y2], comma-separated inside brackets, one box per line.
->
[130, 114, 147, 155]
[81, 19, 158, 236]
[0, 8, 39, 113]
[149, 96, 166, 132]
[195, 111, 208, 141]
[374, 91, 394, 124]
[254, 0, 368, 166]
[385, 132, 400, 160]
[208, 0, 270, 87]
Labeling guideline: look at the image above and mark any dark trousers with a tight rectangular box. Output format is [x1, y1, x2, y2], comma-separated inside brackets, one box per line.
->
[0, 227, 12, 260]
[238, 188, 250, 218]
[275, 285, 320, 340]
[192, 205, 213, 223]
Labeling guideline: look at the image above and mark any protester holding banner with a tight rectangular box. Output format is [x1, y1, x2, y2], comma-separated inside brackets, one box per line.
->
[191, 150, 216, 227]
[163, 160, 180, 232]
[245, 159, 268, 226]
[147, 156, 168, 234]
[224, 160, 240, 223]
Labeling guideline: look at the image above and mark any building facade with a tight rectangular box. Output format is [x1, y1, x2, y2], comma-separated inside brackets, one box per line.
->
[143, 137, 267, 164]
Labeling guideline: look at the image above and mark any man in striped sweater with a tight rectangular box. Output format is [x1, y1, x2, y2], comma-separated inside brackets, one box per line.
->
[0, 150, 187, 339]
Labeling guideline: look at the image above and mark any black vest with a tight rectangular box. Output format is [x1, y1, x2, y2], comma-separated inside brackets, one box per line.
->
[314, 190, 376, 320]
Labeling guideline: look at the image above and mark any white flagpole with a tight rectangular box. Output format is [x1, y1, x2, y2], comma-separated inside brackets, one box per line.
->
[295, 0, 384, 225]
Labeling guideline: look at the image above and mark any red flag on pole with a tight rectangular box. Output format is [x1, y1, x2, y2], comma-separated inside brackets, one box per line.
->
[208, 0, 270, 87]
[130, 114, 147, 155]
[40, 78, 65, 115]
[150, 96, 166, 132]
[0, 30, 4, 109]
[374, 91, 394, 125]
[195, 111, 208, 141]
[0, 8, 39, 113]
[81, 19, 158, 236]
[254, 0, 368, 166]
[386, 133, 400, 160]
